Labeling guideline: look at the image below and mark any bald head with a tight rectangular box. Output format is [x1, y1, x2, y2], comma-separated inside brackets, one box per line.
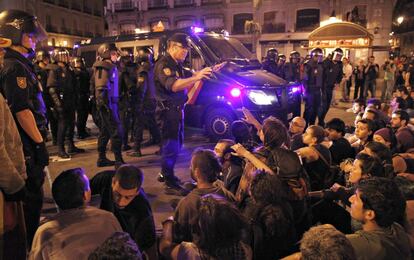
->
[289, 117, 306, 134]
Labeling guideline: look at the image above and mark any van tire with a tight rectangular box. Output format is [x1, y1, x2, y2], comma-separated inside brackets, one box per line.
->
[205, 108, 235, 141]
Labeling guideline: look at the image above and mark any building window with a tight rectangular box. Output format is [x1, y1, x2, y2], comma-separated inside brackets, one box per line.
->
[262, 11, 286, 33]
[232, 13, 253, 34]
[296, 9, 320, 32]
[176, 19, 195, 29]
[345, 5, 367, 27]
[374, 9, 382, 17]
[203, 15, 224, 29]
[120, 23, 136, 35]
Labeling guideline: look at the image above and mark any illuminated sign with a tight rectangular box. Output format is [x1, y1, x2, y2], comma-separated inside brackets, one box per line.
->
[309, 38, 370, 48]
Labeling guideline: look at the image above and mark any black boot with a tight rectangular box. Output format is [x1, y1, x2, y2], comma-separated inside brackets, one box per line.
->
[97, 157, 116, 167]
[67, 143, 85, 154]
[58, 147, 70, 159]
[114, 153, 125, 165]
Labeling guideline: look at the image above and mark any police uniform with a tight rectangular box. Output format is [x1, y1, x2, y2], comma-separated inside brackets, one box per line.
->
[303, 58, 324, 125]
[90, 58, 124, 164]
[0, 48, 49, 245]
[284, 62, 301, 82]
[262, 58, 278, 75]
[154, 50, 188, 187]
[73, 64, 91, 139]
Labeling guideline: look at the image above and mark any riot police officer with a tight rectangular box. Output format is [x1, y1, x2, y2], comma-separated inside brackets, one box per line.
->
[72, 57, 91, 139]
[34, 49, 58, 145]
[155, 33, 212, 195]
[317, 47, 343, 127]
[303, 48, 324, 126]
[118, 51, 136, 151]
[284, 51, 301, 82]
[46, 48, 84, 158]
[0, 9, 49, 246]
[90, 43, 125, 167]
[262, 48, 279, 75]
[276, 53, 287, 79]
[128, 46, 160, 157]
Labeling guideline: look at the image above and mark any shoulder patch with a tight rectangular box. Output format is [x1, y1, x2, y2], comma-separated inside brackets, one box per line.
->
[163, 68, 172, 76]
[37, 75, 42, 80]
[16, 77, 27, 89]
[138, 76, 145, 83]
[176, 71, 179, 77]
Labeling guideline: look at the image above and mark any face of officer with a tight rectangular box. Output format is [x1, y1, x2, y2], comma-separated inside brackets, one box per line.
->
[110, 50, 118, 63]
[169, 41, 189, 63]
[21, 33, 38, 52]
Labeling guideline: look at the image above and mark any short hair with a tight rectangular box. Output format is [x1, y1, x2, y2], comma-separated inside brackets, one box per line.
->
[397, 85, 410, 96]
[394, 175, 414, 200]
[217, 139, 235, 154]
[191, 149, 222, 182]
[88, 232, 142, 260]
[358, 177, 406, 228]
[325, 118, 346, 135]
[113, 164, 143, 190]
[308, 125, 326, 143]
[353, 98, 366, 107]
[231, 120, 251, 144]
[300, 225, 356, 260]
[357, 119, 376, 132]
[364, 141, 393, 174]
[355, 153, 385, 178]
[262, 116, 289, 148]
[367, 98, 381, 110]
[393, 109, 410, 124]
[250, 170, 289, 204]
[52, 168, 88, 210]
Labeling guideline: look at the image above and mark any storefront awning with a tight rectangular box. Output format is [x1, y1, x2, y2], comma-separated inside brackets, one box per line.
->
[308, 21, 373, 48]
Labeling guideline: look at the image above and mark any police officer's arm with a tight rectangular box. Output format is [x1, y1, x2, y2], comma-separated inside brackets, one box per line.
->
[336, 63, 343, 84]
[170, 67, 212, 92]
[15, 110, 44, 143]
[46, 68, 63, 111]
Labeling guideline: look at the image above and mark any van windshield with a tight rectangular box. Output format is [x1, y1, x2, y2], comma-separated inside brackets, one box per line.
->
[199, 35, 256, 62]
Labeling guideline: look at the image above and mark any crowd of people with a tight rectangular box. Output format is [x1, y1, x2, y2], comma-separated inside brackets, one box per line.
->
[2, 8, 414, 260]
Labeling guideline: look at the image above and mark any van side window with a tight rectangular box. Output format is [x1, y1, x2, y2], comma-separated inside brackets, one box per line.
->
[183, 43, 205, 72]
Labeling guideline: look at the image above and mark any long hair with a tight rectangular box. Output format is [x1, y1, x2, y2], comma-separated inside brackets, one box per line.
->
[262, 117, 289, 149]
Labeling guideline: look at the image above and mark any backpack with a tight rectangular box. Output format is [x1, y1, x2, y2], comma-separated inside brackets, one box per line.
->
[268, 148, 309, 201]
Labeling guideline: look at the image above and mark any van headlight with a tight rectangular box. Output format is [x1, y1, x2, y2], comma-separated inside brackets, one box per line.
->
[247, 90, 276, 105]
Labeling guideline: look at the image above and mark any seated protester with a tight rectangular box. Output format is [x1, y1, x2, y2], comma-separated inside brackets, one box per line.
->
[362, 141, 395, 178]
[363, 108, 386, 129]
[281, 224, 357, 260]
[395, 85, 414, 110]
[245, 172, 296, 259]
[296, 125, 333, 191]
[231, 120, 260, 151]
[373, 127, 399, 154]
[289, 117, 306, 151]
[347, 177, 411, 260]
[345, 112, 364, 143]
[391, 110, 414, 153]
[30, 168, 122, 259]
[160, 194, 252, 260]
[214, 139, 243, 195]
[346, 98, 366, 114]
[90, 165, 157, 259]
[231, 117, 309, 237]
[351, 119, 375, 154]
[325, 118, 355, 165]
[394, 176, 414, 251]
[173, 149, 235, 243]
[88, 232, 142, 260]
[393, 153, 414, 174]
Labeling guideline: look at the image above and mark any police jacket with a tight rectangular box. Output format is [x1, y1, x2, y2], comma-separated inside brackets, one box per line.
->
[154, 54, 188, 106]
[60, 65, 78, 109]
[90, 60, 119, 105]
[284, 62, 300, 82]
[138, 62, 155, 101]
[262, 59, 278, 75]
[34, 63, 53, 108]
[74, 68, 90, 97]
[45, 63, 64, 111]
[323, 59, 343, 86]
[303, 60, 324, 89]
[0, 48, 47, 143]
[119, 63, 137, 106]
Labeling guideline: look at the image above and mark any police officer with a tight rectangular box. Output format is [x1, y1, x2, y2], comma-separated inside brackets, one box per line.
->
[118, 51, 136, 151]
[276, 53, 287, 79]
[317, 47, 343, 127]
[303, 48, 324, 126]
[262, 48, 279, 75]
[46, 48, 84, 158]
[284, 51, 301, 82]
[0, 9, 49, 246]
[90, 43, 125, 167]
[34, 49, 58, 145]
[72, 57, 91, 139]
[155, 33, 212, 195]
[128, 47, 160, 157]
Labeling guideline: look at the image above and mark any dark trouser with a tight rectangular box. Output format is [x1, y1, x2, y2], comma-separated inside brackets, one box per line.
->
[143, 98, 160, 144]
[97, 103, 123, 161]
[354, 79, 365, 99]
[303, 87, 322, 126]
[318, 85, 334, 127]
[22, 143, 46, 248]
[46, 107, 57, 143]
[76, 95, 89, 136]
[156, 105, 184, 183]
[56, 109, 76, 151]
[364, 78, 376, 98]
[119, 102, 131, 147]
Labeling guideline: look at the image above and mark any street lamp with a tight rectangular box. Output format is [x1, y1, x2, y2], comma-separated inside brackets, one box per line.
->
[397, 16, 404, 25]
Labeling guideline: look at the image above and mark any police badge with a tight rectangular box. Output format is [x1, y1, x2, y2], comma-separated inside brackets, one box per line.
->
[16, 77, 27, 89]
[163, 68, 172, 76]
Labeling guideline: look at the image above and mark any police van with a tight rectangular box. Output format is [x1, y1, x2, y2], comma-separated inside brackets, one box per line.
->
[76, 27, 302, 140]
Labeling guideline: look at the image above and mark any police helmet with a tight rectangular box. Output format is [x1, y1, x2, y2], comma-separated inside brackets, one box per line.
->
[0, 10, 47, 47]
[71, 56, 85, 69]
[120, 50, 134, 65]
[266, 48, 278, 61]
[51, 48, 70, 64]
[309, 48, 324, 62]
[332, 48, 344, 62]
[97, 43, 119, 60]
[135, 46, 154, 64]
[35, 49, 50, 63]
[278, 54, 286, 62]
[289, 51, 300, 63]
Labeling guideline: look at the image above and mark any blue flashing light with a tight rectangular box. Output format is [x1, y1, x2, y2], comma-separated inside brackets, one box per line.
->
[73, 44, 80, 49]
[191, 26, 204, 34]
[290, 86, 301, 93]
